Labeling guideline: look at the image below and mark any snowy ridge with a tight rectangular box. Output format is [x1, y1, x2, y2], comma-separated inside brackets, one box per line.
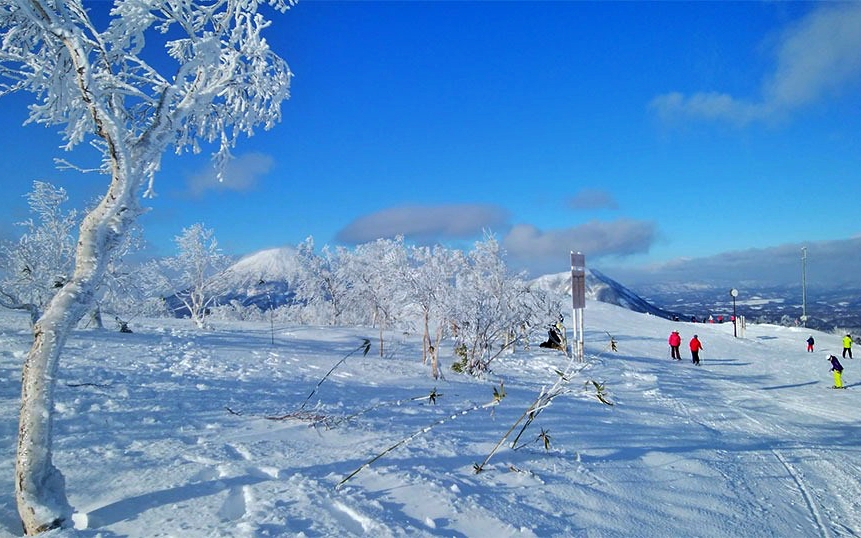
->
[529, 268, 679, 320]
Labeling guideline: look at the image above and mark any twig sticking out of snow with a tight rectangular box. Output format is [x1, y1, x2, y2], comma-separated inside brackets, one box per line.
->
[264, 410, 330, 423]
[299, 338, 371, 411]
[475, 352, 613, 471]
[66, 382, 111, 388]
[324, 388, 442, 428]
[335, 383, 505, 490]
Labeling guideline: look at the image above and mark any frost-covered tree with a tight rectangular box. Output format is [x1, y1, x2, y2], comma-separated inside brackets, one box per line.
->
[0, 181, 147, 330]
[450, 236, 541, 374]
[402, 244, 464, 372]
[0, 1, 294, 532]
[165, 223, 231, 329]
[348, 237, 410, 357]
[294, 238, 353, 326]
[0, 181, 77, 326]
[122, 258, 175, 318]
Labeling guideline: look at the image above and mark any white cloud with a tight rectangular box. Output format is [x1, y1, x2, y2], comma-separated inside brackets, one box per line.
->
[767, 4, 861, 108]
[187, 153, 274, 197]
[503, 219, 658, 275]
[336, 203, 509, 244]
[651, 3, 861, 125]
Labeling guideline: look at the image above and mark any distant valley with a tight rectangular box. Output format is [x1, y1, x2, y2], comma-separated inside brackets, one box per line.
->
[633, 283, 861, 335]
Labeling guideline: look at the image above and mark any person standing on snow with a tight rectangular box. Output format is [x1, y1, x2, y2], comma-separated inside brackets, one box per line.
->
[843, 334, 853, 359]
[689, 335, 703, 365]
[806, 336, 815, 352]
[668, 330, 682, 360]
[828, 354, 845, 388]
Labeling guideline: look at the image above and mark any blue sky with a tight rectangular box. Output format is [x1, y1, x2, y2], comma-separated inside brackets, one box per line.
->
[1, 1, 860, 284]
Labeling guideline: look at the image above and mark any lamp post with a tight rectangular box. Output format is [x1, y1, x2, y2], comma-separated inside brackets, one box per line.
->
[730, 288, 738, 337]
[801, 247, 808, 327]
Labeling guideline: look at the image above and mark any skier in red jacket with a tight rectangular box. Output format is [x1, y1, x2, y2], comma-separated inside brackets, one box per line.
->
[690, 335, 703, 365]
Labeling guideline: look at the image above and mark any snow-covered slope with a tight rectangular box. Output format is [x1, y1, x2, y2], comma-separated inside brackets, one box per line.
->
[1, 302, 858, 537]
[217, 247, 301, 290]
[185, 247, 301, 312]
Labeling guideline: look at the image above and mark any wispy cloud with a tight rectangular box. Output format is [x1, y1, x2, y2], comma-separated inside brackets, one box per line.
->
[607, 237, 861, 289]
[503, 219, 657, 275]
[187, 153, 274, 197]
[567, 189, 619, 211]
[650, 3, 861, 125]
[336, 203, 509, 244]
[650, 91, 765, 125]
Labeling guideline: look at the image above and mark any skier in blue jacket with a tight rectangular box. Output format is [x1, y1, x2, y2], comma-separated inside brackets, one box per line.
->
[828, 354, 844, 389]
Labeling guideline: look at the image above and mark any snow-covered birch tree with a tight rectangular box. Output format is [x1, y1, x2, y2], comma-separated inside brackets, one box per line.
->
[165, 222, 231, 329]
[0, 181, 78, 326]
[451, 236, 539, 374]
[0, 1, 294, 533]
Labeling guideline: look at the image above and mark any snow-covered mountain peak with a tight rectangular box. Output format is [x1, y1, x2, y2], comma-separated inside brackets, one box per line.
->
[223, 246, 300, 285]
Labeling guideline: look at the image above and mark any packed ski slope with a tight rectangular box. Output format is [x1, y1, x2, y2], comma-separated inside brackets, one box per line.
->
[0, 301, 859, 537]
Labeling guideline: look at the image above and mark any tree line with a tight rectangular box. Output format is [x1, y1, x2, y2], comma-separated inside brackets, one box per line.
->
[1, 181, 566, 380]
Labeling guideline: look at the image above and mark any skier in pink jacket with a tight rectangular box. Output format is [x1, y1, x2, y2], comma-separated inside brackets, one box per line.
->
[668, 330, 682, 360]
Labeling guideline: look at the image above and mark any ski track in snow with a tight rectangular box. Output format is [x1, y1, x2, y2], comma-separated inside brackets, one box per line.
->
[631, 343, 861, 538]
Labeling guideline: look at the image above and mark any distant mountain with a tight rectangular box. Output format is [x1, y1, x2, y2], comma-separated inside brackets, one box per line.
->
[220, 246, 302, 287]
[529, 268, 681, 320]
[165, 247, 300, 316]
[208, 247, 301, 310]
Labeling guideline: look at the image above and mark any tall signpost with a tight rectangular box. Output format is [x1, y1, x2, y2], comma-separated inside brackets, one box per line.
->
[571, 252, 586, 362]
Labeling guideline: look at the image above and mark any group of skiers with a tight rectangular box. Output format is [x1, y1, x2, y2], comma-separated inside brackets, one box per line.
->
[804, 334, 854, 357]
[668, 330, 703, 365]
[822, 334, 853, 389]
[668, 329, 855, 387]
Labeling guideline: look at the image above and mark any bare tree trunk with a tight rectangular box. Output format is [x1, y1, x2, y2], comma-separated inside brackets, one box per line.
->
[422, 308, 430, 364]
[17, 166, 138, 534]
[378, 319, 385, 359]
[431, 325, 443, 379]
[16, 287, 80, 533]
[90, 305, 104, 329]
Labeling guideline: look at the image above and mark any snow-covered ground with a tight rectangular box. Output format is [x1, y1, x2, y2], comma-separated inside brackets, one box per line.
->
[1, 301, 859, 537]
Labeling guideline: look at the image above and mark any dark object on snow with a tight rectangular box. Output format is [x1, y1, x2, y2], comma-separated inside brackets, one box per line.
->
[539, 326, 564, 351]
[115, 316, 133, 333]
